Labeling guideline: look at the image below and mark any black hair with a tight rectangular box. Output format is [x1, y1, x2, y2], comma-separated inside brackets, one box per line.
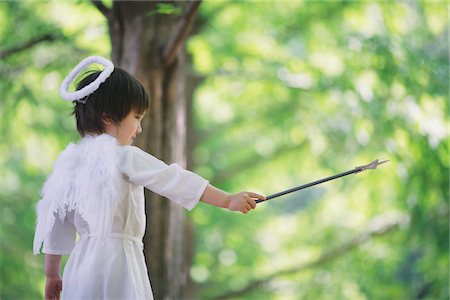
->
[72, 67, 149, 136]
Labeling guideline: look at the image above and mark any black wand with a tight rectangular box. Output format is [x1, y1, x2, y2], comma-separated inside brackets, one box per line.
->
[256, 159, 389, 204]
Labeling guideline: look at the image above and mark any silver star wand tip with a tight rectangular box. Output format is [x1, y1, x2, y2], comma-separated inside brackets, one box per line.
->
[355, 159, 390, 172]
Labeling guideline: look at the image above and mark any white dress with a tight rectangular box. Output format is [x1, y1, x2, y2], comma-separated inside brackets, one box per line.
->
[33, 134, 208, 299]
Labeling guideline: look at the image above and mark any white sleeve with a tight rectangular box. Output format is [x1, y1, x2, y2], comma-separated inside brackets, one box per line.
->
[120, 146, 209, 211]
[42, 215, 76, 255]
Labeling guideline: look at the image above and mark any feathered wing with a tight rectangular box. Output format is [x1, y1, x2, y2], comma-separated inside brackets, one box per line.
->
[33, 135, 126, 255]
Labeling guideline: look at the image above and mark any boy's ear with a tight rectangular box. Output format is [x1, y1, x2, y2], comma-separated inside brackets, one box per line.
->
[102, 113, 113, 126]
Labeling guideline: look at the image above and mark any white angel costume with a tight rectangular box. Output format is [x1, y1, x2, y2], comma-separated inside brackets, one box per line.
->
[33, 134, 208, 299]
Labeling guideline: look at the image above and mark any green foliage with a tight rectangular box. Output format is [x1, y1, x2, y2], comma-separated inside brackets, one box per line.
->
[146, 3, 184, 18]
[0, 1, 448, 300]
[0, 1, 109, 299]
[155, 3, 183, 16]
[188, 1, 449, 299]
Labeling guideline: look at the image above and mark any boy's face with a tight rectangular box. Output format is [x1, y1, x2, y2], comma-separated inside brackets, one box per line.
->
[103, 109, 145, 145]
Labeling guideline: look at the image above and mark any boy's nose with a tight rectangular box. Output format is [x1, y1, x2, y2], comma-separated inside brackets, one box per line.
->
[137, 124, 142, 134]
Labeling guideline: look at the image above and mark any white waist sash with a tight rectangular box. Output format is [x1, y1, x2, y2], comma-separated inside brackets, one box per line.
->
[81, 233, 144, 249]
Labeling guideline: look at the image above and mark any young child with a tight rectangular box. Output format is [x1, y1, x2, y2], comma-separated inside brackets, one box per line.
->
[33, 56, 265, 300]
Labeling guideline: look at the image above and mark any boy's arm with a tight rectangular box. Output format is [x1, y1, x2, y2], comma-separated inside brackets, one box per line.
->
[200, 184, 265, 214]
[44, 254, 62, 300]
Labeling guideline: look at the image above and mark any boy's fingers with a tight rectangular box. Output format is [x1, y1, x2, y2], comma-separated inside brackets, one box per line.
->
[246, 192, 266, 201]
[248, 199, 256, 209]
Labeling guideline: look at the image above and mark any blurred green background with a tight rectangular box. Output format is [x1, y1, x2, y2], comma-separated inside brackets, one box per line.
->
[0, 1, 448, 299]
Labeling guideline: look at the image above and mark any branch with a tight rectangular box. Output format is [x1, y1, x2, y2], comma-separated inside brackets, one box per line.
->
[161, 0, 202, 67]
[210, 212, 410, 300]
[91, 0, 111, 21]
[0, 33, 57, 59]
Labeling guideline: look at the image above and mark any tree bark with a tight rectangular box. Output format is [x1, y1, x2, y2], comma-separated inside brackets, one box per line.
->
[101, 1, 201, 298]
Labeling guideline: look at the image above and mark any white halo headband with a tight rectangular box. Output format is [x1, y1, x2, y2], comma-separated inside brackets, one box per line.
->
[59, 56, 114, 103]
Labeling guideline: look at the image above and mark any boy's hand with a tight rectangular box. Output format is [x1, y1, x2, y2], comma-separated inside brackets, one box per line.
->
[227, 192, 265, 214]
[45, 276, 62, 300]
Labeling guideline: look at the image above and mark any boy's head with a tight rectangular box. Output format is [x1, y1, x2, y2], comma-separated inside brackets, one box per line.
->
[73, 67, 149, 136]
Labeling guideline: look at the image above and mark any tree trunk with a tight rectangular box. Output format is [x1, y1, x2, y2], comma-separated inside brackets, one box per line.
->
[104, 1, 201, 299]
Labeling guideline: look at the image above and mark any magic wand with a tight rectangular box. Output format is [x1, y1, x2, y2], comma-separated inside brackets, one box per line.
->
[256, 159, 389, 203]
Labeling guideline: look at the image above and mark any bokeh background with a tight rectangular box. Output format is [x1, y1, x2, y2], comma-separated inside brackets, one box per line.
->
[0, 1, 448, 299]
